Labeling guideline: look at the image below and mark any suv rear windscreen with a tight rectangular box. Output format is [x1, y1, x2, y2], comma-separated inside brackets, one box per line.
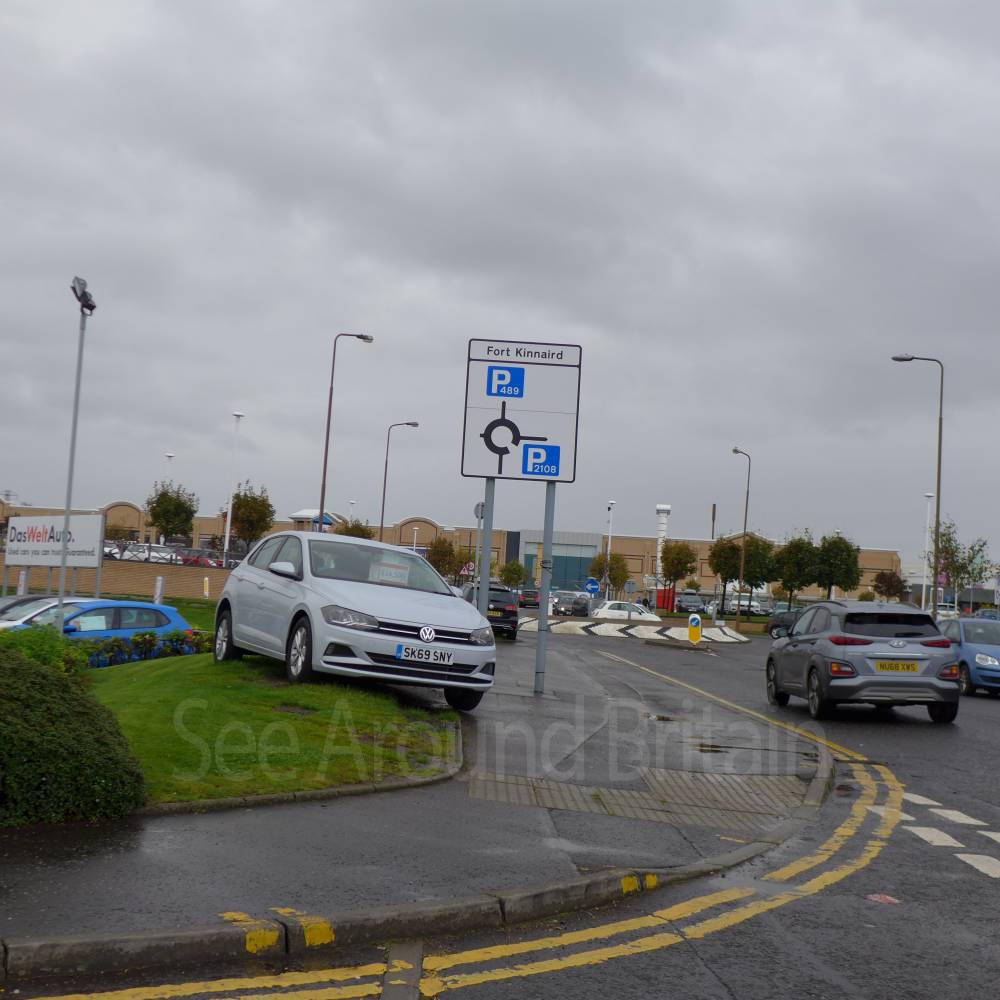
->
[843, 612, 939, 638]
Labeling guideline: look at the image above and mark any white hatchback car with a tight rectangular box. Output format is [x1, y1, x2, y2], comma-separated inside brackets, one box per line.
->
[591, 600, 661, 622]
[214, 531, 496, 711]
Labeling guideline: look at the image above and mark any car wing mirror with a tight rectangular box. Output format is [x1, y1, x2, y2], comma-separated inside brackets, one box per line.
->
[773, 626, 788, 639]
[268, 560, 299, 579]
[63, 622, 79, 633]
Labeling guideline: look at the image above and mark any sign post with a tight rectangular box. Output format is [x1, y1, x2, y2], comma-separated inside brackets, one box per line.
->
[462, 339, 582, 694]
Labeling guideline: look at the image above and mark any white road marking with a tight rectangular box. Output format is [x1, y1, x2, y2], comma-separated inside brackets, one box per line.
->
[903, 826, 964, 848]
[868, 805, 914, 821]
[955, 854, 1000, 878]
[929, 808, 986, 827]
[978, 831, 1000, 844]
[902, 792, 941, 806]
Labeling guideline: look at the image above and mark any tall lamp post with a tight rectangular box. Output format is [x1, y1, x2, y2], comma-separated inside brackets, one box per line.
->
[56, 278, 96, 630]
[317, 333, 374, 532]
[732, 447, 751, 627]
[921, 491, 935, 610]
[222, 411, 245, 568]
[604, 500, 617, 599]
[892, 354, 944, 618]
[379, 421, 419, 541]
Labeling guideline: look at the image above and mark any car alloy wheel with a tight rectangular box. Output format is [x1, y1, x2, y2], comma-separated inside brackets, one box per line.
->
[766, 661, 789, 707]
[215, 618, 229, 660]
[289, 625, 308, 678]
[959, 664, 975, 697]
[807, 668, 828, 720]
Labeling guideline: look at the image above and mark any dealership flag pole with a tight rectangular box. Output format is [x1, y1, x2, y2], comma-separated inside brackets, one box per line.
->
[57, 279, 95, 631]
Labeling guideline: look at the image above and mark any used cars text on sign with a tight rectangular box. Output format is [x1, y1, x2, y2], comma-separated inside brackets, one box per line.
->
[5, 514, 105, 568]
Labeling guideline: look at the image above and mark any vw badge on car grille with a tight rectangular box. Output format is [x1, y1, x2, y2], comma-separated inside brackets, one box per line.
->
[420, 626, 436, 643]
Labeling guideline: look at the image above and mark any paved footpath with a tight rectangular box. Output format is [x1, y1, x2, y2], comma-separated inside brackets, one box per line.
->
[0, 635, 820, 945]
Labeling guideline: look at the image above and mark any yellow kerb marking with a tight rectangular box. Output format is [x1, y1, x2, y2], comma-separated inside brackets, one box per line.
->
[218, 910, 281, 954]
[643, 873, 658, 890]
[763, 763, 877, 882]
[596, 651, 868, 762]
[422, 887, 755, 973]
[271, 906, 336, 947]
[215, 986, 380, 1000]
[621, 874, 641, 894]
[29, 963, 388, 1000]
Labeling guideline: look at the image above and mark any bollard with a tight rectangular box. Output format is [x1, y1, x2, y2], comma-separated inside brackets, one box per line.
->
[154, 575, 164, 605]
[688, 612, 702, 644]
[16, 569, 27, 595]
[204, 576, 210, 599]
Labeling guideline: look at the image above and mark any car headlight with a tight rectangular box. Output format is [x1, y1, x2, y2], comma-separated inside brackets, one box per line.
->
[321, 605, 378, 630]
[975, 652, 1000, 666]
[470, 626, 494, 646]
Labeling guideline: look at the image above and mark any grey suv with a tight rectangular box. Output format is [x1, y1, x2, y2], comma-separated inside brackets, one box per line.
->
[766, 601, 960, 723]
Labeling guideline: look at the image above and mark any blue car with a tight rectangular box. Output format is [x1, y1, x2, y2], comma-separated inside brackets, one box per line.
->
[940, 618, 1000, 697]
[15, 599, 191, 648]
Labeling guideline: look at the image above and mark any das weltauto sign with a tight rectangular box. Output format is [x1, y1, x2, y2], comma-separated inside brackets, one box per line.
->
[5, 514, 105, 568]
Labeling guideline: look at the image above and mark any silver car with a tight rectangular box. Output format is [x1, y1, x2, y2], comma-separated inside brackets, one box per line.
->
[767, 600, 960, 723]
[214, 531, 496, 711]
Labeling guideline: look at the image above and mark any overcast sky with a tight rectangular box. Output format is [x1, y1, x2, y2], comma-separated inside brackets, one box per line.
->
[3, 1, 998, 560]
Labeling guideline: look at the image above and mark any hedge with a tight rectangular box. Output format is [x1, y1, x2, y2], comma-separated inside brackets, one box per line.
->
[0, 648, 146, 826]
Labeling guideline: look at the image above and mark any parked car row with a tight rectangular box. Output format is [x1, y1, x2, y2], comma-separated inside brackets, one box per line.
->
[103, 542, 227, 566]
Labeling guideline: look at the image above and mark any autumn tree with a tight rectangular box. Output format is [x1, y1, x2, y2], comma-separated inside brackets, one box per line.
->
[742, 536, 776, 609]
[937, 520, 995, 610]
[660, 540, 698, 592]
[872, 570, 908, 602]
[424, 536, 458, 577]
[499, 560, 528, 589]
[334, 518, 376, 539]
[228, 481, 276, 547]
[708, 538, 741, 605]
[775, 535, 817, 607]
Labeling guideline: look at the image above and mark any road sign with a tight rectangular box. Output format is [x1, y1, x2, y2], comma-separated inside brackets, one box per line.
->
[624, 580, 636, 594]
[585, 578, 600, 595]
[462, 339, 581, 482]
[688, 613, 702, 643]
[474, 501, 485, 519]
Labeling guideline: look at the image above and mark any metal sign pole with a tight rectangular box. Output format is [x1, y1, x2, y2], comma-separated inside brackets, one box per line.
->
[534, 481, 556, 694]
[476, 479, 496, 620]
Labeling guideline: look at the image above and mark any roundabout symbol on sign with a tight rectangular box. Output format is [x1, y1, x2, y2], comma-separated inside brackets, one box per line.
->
[480, 400, 548, 476]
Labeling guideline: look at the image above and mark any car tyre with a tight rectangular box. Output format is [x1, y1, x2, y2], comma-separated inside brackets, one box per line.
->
[508, 630, 518, 641]
[214, 609, 243, 662]
[959, 663, 976, 697]
[928, 702, 959, 724]
[286, 617, 315, 684]
[445, 687, 485, 711]
[873, 704, 895, 719]
[807, 667, 831, 720]
[766, 660, 789, 707]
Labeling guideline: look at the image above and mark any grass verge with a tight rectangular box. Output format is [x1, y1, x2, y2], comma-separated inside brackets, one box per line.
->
[90, 653, 459, 803]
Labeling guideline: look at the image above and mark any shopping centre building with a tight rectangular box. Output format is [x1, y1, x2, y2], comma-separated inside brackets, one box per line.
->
[0, 498, 901, 604]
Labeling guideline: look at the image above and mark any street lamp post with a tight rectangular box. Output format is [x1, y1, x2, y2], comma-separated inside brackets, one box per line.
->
[317, 333, 374, 532]
[732, 447, 751, 627]
[412, 527, 419, 551]
[165, 452, 175, 474]
[56, 278, 96, 630]
[921, 491, 935, 610]
[379, 422, 419, 541]
[604, 501, 616, 600]
[892, 354, 944, 619]
[222, 411, 245, 568]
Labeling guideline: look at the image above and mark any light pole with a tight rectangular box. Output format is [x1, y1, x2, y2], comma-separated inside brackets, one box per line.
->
[55, 278, 96, 630]
[921, 491, 934, 610]
[892, 354, 944, 618]
[318, 333, 374, 532]
[732, 447, 751, 626]
[348, 500, 356, 522]
[412, 527, 419, 551]
[222, 411, 245, 568]
[379, 422, 419, 541]
[604, 500, 616, 599]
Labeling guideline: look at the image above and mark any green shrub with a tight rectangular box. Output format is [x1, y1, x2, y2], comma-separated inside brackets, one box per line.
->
[0, 649, 146, 826]
[0, 626, 94, 677]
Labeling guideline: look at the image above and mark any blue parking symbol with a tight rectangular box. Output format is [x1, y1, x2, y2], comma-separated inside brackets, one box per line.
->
[522, 444, 561, 477]
[487, 366, 525, 398]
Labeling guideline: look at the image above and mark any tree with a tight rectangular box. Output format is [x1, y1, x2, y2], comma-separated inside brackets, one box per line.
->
[228, 481, 275, 547]
[815, 534, 862, 599]
[742, 536, 776, 608]
[775, 536, 817, 607]
[499, 560, 528, 589]
[937, 520, 995, 610]
[145, 481, 198, 541]
[591, 552, 629, 595]
[105, 524, 132, 542]
[660, 540, 698, 591]
[872, 570, 908, 602]
[708, 538, 741, 604]
[334, 518, 376, 539]
[858, 590, 875, 601]
[424, 537, 457, 577]
[684, 577, 700, 592]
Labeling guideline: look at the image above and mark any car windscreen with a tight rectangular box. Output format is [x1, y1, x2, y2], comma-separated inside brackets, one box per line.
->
[308, 540, 452, 596]
[963, 622, 1000, 645]
[0, 597, 54, 621]
[843, 612, 939, 638]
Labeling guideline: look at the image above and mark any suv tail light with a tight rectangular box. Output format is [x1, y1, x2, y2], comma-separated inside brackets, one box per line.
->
[828, 635, 873, 646]
[829, 661, 857, 677]
[921, 638, 952, 648]
[938, 664, 960, 680]
[505, 605, 516, 612]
